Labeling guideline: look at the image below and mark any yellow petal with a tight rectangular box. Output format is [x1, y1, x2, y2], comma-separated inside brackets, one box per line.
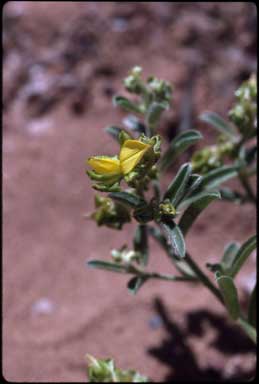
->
[88, 156, 121, 175]
[119, 140, 150, 175]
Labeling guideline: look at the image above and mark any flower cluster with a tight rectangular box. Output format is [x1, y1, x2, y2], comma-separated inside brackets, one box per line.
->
[191, 140, 234, 174]
[90, 195, 131, 229]
[87, 134, 161, 192]
[86, 355, 148, 383]
[229, 74, 257, 137]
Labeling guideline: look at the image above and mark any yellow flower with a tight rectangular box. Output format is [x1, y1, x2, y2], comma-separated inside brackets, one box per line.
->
[87, 156, 121, 175]
[88, 140, 150, 177]
[119, 140, 150, 175]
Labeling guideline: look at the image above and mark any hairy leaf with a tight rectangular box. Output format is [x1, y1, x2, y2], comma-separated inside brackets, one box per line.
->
[113, 96, 142, 114]
[123, 115, 146, 133]
[221, 242, 240, 273]
[105, 126, 124, 142]
[216, 274, 240, 320]
[230, 235, 256, 278]
[200, 165, 239, 189]
[164, 163, 192, 207]
[146, 101, 168, 129]
[161, 221, 186, 258]
[109, 191, 142, 208]
[179, 191, 221, 236]
[159, 130, 203, 172]
[87, 260, 127, 273]
[148, 226, 196, 277]
[200, 111, 236, 138]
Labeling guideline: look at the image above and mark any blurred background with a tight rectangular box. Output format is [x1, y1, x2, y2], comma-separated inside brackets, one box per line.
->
[3, 2, 257, 381]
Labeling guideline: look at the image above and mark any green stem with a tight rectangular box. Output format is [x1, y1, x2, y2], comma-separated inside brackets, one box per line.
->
[129, 265, 195, 283]
[182, 253, 257, 344]
[238, 171, 257, 204]
[147, 272, 196, 282]
[238, 316, 257, 344]
[184, 253, 224, 305]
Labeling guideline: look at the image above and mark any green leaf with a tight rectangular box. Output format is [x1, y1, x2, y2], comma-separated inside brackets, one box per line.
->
[134, 224, 149, 266]
[219, 188, 243, 204]
[146, 101, 168, 129]
[123, 115, 146, 133]
[230, 235, 256, 278]
[221, 242, 240, 273]
[147, 225, 196, 277]
[159, 130, 203, 172]
[161, 221, 186, 258]
[164, 163, 192, 207]
[183, 174, 203, 199]
[109, 191, 142, 208]
[248, 283, 256, 327]
[177, 189, 218, 211]
[237, 317, 257, 344]
[113, 96, 142, 114]
[105, 126, 123, 142]
[179, 191, 221, 236]
[87, 260, 127, 274]
[127, 276, 148, 295]
[200, 111, 237, 138]
[200, 165, 239, 189]
[216, 274, 240, 320]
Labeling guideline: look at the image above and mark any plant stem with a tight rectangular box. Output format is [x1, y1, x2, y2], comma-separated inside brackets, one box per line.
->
[238, 316, 257, 344]
[238, 171, 257, 205]
[183, 253, 257, 344]
[129, 265, 195, 283]
[184, 253, 224, 305]
[147, 272, 196, 282]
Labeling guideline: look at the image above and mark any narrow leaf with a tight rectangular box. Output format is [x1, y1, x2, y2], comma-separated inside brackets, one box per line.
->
[200, 111, 236, 138]
[159, 130, 203, 172]
[248, 283, 256, 327]
[164, 163, 192, 207]
[237, 317, 257, 344]
[113, 96, 142, 114]
[87, 260, 127, 273]
[109, 191, 142, 208]
[230, 235, 256, 278]
[146, 101, 168, 129]
[123, 115, 146, 133]
[134, 224, 149, 266]
[105, 126, 123, 142]
[219, 188, 243, 204]
[179, 191, 221, 235]
[182, 174, 203, 200]
[127, 276, 148, 295]
[200, 165, 239, 189]
[161, 221, 186, 258]
[216, 274, 240, 320]
[221, 242, 240, 273]
[148, 226, 196, 277]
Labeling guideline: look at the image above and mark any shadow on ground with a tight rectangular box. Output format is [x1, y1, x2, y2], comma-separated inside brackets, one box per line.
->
[148, 298, 255, 381]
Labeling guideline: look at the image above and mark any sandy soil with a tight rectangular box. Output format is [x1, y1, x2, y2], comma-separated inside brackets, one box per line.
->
[3, 2, 257, 382]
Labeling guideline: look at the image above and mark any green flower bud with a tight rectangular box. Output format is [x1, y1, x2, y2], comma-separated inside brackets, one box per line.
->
[91, 195, 131, 229]
[229, 75, 257, 137]
[86, 355, 149, 383]
[159, 200, 177, 219]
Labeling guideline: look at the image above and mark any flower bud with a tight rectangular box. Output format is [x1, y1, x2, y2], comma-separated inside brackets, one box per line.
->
[91, 195, 131, 229]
